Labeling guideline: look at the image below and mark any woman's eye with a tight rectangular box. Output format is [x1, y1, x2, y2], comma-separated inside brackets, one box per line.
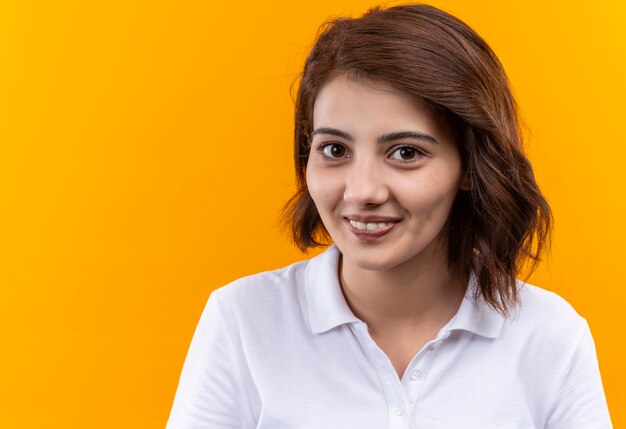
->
[389, 146, 422, 162]
[320, 143, 347, 158]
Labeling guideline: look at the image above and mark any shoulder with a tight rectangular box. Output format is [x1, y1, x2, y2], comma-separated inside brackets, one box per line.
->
[503, 281, 589, 358]
[507, 283, 611, 427]
[204, 246, 342, 338]
[209, 245, 339, 313]
[209, 256, 311, 315]
[514, 281, 587, 331]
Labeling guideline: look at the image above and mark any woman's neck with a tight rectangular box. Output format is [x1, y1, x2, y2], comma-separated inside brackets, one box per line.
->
[338, 248, 467, 336]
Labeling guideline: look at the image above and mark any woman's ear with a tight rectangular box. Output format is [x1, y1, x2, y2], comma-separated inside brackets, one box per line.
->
[460, 171, 471, 191]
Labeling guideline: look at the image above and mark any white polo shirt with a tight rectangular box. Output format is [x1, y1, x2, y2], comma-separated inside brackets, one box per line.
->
[166, 245, 612, 428]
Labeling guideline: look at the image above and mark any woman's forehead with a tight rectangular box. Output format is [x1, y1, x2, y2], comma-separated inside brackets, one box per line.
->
[312, 74, 454, 142]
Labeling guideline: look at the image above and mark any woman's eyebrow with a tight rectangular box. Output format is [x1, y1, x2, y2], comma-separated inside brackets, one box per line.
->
[311, 127, 353, 141]
[311, 127, 438, 144]
[378, 131, 438, 145]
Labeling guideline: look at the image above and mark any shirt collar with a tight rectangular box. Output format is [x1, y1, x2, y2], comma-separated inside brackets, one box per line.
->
[443, 272, 506, 339]
[305, 245, 506, 339]
[305, 245, 360, 334]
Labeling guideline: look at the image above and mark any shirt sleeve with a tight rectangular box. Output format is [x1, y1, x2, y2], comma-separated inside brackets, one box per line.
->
[544, 322, 612, 428]
[166, 291, 256, 429]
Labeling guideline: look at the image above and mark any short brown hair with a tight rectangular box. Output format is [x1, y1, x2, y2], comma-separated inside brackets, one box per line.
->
[282, 4, 552, 315]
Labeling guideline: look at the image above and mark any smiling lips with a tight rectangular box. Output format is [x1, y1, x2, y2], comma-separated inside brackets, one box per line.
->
[344, 216, 400, 239]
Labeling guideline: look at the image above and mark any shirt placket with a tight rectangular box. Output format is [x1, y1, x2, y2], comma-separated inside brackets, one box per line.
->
[350, 321, 410, 429]
[400, 332, 449, 420]
[350, 321, 452, 429]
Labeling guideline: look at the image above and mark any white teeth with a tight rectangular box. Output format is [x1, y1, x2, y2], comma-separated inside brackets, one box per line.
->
[349, 220, 393, 231]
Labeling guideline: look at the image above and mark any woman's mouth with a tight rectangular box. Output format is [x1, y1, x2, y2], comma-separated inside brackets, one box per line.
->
[348, 220, 394, 231]
[344, 218, 398, 239]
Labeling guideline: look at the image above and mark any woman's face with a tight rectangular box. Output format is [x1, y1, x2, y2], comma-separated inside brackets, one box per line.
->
[306, 74, 465, 273]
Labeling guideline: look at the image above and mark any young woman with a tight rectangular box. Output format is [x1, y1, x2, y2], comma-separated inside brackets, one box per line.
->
[167, 4, 612, 428]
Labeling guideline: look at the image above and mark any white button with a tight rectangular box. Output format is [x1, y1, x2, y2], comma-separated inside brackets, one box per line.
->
[409, 369, 423, 380]
[393, 403, 406, 416]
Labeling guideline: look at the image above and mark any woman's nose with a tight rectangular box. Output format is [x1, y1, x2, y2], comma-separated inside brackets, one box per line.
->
[343, 157, 389, 207]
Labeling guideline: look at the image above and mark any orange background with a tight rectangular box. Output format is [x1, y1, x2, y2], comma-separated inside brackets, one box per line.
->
[1, 1, 624, 427]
